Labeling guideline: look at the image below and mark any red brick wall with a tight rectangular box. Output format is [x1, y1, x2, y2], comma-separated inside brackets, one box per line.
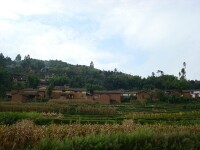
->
[137, 92, 150, 102]
[182, 92, 192, 98]
[51, 91, 61, 99]
[98, 94, 110, 104]
[12, 94, 26, 102]
[73, 92, 82, 99]
[109, 94, 121, 103]
[38, 91, 46, 99]
[71, 98, 94, 103]
[60, 96, 67, 100]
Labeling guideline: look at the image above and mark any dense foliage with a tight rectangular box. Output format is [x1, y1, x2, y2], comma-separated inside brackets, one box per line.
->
[0, 53, 200, 97]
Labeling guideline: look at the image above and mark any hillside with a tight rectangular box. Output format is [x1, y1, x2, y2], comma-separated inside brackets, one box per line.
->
[0, 53, 200, 97]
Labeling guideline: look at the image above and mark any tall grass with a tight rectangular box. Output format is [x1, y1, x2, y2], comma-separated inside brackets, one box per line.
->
[33, 130, 200, 150]
[1, 120, 200, 149]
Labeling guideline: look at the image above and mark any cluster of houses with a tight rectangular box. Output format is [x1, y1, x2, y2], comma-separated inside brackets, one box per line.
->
[136, 89, 200, 102]
[8, 73, 200, 104]
[7, 86, 124, 104]
[6, 86, 200, 104]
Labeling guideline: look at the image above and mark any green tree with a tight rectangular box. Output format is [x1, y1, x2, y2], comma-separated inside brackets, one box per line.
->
[0, 68, 11, 97]
[90, 61, 94, 68]
[21, 54, 31, 71]
[30, 59, 45, 72]
[0, 53, 6, 67]
[157, 70, 164, 76]
[180, 62, 186, 80]
[152, 72, 155, 77]
[15, 54, 21, 62]
[27, 75, 40, 88]
[12, 82, 26, 90]
[47, 83, 54, 98]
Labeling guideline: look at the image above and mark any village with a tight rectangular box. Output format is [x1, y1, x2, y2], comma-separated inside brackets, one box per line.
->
[7, 85, 200, 104]
[5, 72, 200, 104]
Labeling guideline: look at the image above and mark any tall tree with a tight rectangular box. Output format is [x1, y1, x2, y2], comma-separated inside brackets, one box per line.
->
[0, 68, 11, 97]
[27, 75, 40, 88]
[180, 62, 186, 80]
[157, 70, 164, 76]
[183, 62, 186, 68]
[15, 54, 21, 62]
[90, 61, 94, 68]
[152, 72, 155, 77]
[21, 54, 31, 71]
[0, 53, 6, 67]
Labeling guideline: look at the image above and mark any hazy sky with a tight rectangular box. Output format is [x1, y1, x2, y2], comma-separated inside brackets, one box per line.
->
[0, 0, 200, 80]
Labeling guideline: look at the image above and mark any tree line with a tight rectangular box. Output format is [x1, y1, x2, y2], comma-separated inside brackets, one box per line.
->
[0, 53, 200, 97]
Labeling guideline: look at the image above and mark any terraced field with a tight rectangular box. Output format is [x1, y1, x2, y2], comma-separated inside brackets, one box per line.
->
[0, 100, 200, 149]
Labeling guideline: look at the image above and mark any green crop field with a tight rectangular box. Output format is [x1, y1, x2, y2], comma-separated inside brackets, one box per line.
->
[0, 100, 200, 149]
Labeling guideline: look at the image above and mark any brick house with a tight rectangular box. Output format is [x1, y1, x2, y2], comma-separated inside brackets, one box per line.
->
[11, 90, 27, 102]
[182, 90, 192, 98]
[136, 91, 150, 102]
[165, 90, 182, 97]
[38, 86, 48, 99]
[51, 90, 62, 99]
[50, 87, 87, 101]
[92, 91, 122, 104]
[11, 89, 38, 102]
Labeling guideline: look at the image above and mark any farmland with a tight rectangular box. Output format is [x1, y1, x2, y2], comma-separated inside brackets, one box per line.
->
[0, 100, 200, 149]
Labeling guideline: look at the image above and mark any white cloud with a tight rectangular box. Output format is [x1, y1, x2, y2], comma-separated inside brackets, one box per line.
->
[0, 0, 200, 79]
[0, 0, 61, 19]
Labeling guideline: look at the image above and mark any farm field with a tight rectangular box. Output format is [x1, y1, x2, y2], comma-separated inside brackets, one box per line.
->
[1, 100, 200, 149]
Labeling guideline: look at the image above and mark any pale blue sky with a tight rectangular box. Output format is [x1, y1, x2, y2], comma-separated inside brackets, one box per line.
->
[0, 0, 200, 80]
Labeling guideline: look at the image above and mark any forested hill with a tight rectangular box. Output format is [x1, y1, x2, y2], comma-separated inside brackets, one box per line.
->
[0, 53, 200, 97]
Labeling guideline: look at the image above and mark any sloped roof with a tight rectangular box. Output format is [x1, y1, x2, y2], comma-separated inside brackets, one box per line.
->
[38, 86, 47, 91]
[22, 91, 38, 95]
[94, 91, 123, 94]
[53, 86, 86, 91]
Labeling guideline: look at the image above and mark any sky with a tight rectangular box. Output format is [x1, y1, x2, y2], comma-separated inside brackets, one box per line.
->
[0, 0, 200, 80]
